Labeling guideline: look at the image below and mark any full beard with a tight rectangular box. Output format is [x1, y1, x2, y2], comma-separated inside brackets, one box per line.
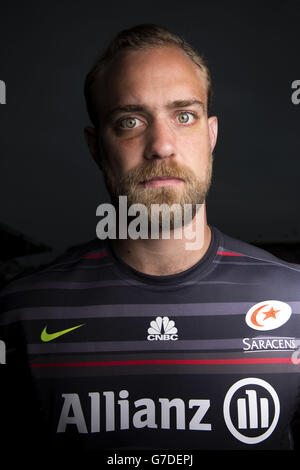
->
[102, 156, 213, 232]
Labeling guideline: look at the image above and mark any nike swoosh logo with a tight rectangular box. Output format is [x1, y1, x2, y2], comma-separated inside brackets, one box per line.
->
[41, 324, 84, 342]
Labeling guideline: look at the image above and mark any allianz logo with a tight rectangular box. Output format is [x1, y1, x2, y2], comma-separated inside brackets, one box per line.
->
[147, 316, 178, 341]
[57, 378, 280, 444]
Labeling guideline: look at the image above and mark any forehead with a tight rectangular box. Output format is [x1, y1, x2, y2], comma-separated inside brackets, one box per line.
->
[92, 46, 207, 121]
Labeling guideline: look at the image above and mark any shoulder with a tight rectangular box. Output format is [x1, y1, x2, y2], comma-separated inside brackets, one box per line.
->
[0, 238, 109, 298]
[214, 226, 300, 276]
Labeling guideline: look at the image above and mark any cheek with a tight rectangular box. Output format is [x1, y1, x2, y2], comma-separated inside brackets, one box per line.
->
[107, 138, 143, 174]
[180, 133, 210, 165]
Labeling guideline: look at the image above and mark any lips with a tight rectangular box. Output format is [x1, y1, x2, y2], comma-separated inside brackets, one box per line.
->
[147, 176, 182, 181]
[142, 176, 184, 187]
[142, 176, 183, 186]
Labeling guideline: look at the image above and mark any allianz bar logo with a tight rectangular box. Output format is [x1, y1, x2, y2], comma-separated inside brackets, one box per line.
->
[57, 378, 280, 445]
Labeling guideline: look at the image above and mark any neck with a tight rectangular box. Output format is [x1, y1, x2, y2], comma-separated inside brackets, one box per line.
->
[111, 203, 211, 276]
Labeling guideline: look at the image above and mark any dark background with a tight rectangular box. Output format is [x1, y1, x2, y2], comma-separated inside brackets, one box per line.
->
[0, 0, 299, 283]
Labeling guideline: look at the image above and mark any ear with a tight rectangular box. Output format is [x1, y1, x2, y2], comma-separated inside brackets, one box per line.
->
[84, 126, 103, 170]
[207, 116, 218, 152]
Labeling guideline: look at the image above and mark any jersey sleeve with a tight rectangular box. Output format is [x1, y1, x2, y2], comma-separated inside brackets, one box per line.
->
[0, 282, 50, 452]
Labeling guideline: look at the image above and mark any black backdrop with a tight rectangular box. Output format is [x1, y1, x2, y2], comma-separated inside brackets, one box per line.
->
[0, 0, 299, 276]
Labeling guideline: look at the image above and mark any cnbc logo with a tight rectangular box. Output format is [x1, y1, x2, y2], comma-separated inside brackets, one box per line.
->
[147, 316, 178, 341]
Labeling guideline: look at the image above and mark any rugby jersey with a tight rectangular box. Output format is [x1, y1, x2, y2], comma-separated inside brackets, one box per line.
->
[1, 225, 300, 450]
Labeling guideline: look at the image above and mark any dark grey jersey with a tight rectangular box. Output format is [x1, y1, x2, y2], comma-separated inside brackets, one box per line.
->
[1, 226, 300, 450]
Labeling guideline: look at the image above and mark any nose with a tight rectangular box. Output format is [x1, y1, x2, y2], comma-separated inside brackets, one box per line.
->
[144, 118, 176, 161]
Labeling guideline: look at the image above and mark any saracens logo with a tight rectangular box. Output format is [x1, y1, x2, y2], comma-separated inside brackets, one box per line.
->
[147, 316, 178, 341]
[245, 300, 292, 331]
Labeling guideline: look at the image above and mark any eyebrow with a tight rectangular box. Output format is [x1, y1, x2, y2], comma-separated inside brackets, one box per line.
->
[106, 99, 205, 119]
[167, 99, 205, 110]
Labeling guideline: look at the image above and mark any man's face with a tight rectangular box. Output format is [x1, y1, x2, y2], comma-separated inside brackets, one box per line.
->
[87, 45, 218, 225]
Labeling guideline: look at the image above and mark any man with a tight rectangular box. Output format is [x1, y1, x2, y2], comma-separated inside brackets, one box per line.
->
[84, 24, 216, 274]
[1, 24, 300, 451]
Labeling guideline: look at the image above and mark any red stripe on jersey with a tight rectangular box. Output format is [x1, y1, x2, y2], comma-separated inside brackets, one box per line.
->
[217, 250, 244, 257]
[30, 357, 296, 368]
[83, 253, 108, 259]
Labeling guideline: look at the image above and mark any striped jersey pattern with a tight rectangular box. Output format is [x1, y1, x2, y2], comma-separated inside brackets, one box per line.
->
[1, 225, 300, 450]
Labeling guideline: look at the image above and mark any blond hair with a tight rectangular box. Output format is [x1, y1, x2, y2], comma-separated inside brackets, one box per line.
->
[84, 24, 212, 126]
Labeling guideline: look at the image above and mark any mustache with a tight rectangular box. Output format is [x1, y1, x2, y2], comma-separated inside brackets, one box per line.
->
[119, 161, 196, 187]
